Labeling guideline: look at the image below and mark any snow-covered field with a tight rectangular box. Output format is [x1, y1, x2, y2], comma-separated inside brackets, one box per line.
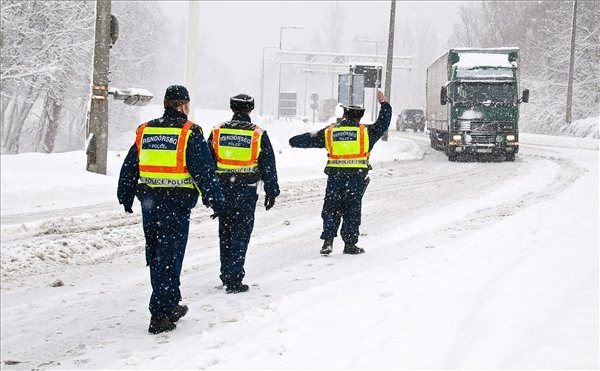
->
[1, 110, 598, 369]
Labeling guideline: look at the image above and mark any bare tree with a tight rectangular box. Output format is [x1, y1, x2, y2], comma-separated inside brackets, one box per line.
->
[311, 2, 347, 52]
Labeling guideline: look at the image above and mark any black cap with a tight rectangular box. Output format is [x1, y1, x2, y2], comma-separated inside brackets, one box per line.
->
[230, 94, 254, 112]
[164, 85, 190, 102]
[343, 105, 365, 120]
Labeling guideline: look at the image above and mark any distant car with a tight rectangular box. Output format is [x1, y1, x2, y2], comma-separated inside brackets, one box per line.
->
[397, 109, 425, 132]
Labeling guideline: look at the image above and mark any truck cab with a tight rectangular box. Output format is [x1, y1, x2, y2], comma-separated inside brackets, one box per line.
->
[427, 48, 529, 161]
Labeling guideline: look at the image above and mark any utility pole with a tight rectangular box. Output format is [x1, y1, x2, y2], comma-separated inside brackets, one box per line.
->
[185, 0, 201, 120]
[565, 0, 578, 125]
[86, 0, 111, 174]
[382, 0, 396, 141]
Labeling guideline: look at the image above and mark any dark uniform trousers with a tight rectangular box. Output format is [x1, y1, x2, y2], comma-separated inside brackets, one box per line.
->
[138, 189, 197, 317]
[320, 172, 367, 246]
[218, 185, 258, 286]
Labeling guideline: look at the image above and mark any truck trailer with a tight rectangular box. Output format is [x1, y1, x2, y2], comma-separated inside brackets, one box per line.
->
[425, 48, 529, 161]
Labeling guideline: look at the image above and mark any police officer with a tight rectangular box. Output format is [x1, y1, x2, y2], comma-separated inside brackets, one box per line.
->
[207, 94, 280, 294]
[289, 90, 391, 255]
[117, 85, 224, 334]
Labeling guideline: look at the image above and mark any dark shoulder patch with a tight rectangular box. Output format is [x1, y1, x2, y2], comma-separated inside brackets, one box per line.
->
[189, 123, 203, 136]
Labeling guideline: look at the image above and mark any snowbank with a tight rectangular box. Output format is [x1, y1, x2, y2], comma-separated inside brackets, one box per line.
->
[0, 151, 122, 215]
[559, 116, 599, 139]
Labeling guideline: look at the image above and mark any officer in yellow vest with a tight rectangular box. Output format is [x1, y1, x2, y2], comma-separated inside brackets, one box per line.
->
[289, 90, 391, 255]
[118, 85, 224, 334]
[207, 94, 280, 294]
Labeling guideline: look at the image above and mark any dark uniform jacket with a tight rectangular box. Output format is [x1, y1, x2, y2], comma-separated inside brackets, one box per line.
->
[117, 108, 224, 212]
[288, 102, 392, 175]
[207, 113, 280, 199]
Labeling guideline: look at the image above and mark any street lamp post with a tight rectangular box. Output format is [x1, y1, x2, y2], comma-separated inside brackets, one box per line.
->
[260, 46, 277, 117]
[358, 38, 379, 121]
[276, 26, 302, 120]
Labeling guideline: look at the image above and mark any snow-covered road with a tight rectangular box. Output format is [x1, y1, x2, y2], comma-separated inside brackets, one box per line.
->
[1, 130, 598, 369]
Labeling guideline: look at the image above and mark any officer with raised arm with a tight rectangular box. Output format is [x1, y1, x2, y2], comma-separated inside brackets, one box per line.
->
[288, 89, 391, 255]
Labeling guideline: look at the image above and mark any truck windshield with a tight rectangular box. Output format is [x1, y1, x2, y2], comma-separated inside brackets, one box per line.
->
[452, 83, 516, 106]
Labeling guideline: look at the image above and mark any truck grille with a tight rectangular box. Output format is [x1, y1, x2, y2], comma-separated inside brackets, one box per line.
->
[470, 121, 497, 132]
[470, 134, 496, 144]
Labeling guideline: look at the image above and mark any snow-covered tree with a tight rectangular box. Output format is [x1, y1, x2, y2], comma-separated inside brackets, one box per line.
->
[1, 0, 94, 153]
[0, 0, 172, 154]
[448, 1, 600, 135]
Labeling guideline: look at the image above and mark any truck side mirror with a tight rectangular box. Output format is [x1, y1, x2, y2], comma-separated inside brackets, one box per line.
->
[521, 89, 529, 103]
[440, 86, 447, 105]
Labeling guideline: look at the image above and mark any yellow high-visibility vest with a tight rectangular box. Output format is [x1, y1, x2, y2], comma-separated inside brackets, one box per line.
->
[324, 124, 370, 168]
[211, 125, 262, 174]
[135, 121, 195, 188]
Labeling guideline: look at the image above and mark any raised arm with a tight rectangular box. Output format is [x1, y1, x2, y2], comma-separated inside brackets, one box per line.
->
[367, 90, 393, 146]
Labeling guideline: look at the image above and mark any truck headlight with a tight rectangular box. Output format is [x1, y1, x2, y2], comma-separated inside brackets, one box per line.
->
[464, 134, 472, 143]
[506, 135, 516, 141]
[452, 135, 462, 141]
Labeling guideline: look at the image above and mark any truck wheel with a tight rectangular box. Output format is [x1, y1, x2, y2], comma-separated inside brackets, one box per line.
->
[506, 153, 516, 162]
[430, 132, 438, 149]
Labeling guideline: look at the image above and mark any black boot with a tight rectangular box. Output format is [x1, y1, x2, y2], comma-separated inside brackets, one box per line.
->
[343, 244, 365, 255]
[148, 316, 176, 334]
[226, 283, 249, 294]
[169, 304, 188, 323]
[320, 239, 334, 255]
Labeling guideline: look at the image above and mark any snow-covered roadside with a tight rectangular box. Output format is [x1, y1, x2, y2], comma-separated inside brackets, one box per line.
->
[559, 116, 599, 139]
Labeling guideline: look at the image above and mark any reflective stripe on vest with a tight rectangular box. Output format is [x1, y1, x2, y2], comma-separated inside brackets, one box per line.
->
[135, 121, 195, 188]
[324, 124, 370, 168]
[212, 126, 262, 174]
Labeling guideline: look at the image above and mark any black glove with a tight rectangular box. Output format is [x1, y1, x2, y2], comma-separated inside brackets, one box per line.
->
[201, 194, 210, 208]
[264, 196, 276, 211]
[124, 205, 133, 213]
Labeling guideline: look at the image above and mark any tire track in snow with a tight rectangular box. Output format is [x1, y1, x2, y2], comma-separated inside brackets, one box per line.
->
[0, 155, 485, 284]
